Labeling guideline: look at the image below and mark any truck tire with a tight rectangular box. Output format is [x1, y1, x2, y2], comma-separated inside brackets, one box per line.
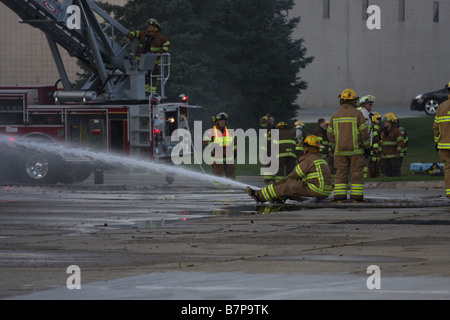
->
[58, 163, 93, 184]
[18, 152, 61, 184]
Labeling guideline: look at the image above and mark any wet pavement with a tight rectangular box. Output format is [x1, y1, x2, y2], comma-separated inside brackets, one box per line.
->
[1, 171, 450, 301]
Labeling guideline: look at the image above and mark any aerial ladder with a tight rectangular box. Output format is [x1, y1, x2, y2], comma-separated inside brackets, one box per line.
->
[0, 0, 190, 185]
[1, 0, 169, 102]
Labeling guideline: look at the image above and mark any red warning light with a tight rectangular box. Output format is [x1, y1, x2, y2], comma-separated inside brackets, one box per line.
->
[179, 94, 189, 103]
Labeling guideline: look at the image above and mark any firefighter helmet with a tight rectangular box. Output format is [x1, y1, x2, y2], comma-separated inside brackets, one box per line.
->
[303, 135, 324, 149]
[277, 121, 287, 129]
[147, 18, 161, 29]
[338, 88, 358, 101]
[382, 112, 398, 123]
[360, 95, 376, 105]
[371, 111, 381, 123]
[214, 112, 229, 123]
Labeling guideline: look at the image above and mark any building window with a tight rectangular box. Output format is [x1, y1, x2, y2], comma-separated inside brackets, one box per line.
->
[362, 0, 369, 20]
[433, 1, 439, 23]
[399, 0, 405, 22]
[323, 0, 330, 19]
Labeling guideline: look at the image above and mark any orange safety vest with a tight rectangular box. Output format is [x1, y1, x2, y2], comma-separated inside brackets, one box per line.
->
[212, 126, 234, 147]
[210, 126, 235, 163]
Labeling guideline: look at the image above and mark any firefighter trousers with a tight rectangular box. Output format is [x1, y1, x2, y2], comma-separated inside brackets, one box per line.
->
[257, 178, 329, 203]
[333, 154, 365, 200]
[380, 157, 402, 177]
[438, 149, 450, 198]
[212, 163, 236, 180]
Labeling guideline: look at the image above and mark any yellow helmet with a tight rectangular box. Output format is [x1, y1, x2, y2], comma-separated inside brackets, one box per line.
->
[371, 111, 381, 123]
[277, 121, 287, 129]
[382, 112, 398, 123]
[338, 88, 358, 101]
[303, 135, 324, 149]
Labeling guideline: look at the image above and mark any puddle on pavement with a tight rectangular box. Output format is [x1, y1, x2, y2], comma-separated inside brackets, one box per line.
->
[214, 204, 307, 216]
[105, 204, 303, 229]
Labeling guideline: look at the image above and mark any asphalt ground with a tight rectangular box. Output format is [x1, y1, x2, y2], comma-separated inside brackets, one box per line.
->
[1, 172, 450, 302]
[1, 105, 447, 303]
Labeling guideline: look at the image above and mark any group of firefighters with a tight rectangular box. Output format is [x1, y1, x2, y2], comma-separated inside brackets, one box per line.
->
[203, 88, 426, 204]
[128, 18, 449, 201]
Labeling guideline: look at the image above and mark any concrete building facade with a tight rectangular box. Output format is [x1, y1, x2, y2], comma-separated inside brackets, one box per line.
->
[291, 0, 450, 108]
[1, 0, 449, 109]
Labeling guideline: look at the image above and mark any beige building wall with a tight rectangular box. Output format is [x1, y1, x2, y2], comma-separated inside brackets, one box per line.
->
[2, 1, 449, 109]
[292, 0, 450, 108]
[0, 0, 127, 87]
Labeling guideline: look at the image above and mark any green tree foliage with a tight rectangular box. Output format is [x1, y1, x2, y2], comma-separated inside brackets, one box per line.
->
[100, 0, 313, 129]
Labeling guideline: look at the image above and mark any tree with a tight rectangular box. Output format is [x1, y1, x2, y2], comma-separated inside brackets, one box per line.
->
[99, 0, 313, 129]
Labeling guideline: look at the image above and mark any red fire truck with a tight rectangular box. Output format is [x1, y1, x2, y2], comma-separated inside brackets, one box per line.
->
[0, 0, 194, 184]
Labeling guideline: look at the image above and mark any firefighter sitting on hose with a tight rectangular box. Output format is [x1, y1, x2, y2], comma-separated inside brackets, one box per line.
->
[247, 135, 333, 203]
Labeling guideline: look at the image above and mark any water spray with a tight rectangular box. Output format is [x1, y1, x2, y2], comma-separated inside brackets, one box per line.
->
[0, 135, 258, 190]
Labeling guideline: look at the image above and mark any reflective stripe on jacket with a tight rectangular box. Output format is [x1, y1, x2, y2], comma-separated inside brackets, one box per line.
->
[288, 152, 333, 197]
[205, 126, 236, 162]
[327, 103, 371, 156]
[433, 97, 450, 149]
[380, 127, 404, 158]
[272, 127, 297, 158]
[128, 30, 171, 58]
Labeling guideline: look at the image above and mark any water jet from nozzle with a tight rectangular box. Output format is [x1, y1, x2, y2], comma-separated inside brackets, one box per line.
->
[0, 136, 259, 190]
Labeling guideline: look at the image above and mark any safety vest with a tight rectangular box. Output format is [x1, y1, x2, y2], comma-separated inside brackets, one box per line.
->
[211, 126, 235, 162]
[212, 126, 234, 147]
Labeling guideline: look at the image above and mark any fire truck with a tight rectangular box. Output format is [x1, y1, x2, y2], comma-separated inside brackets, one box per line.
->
[0, 0, 195, 184]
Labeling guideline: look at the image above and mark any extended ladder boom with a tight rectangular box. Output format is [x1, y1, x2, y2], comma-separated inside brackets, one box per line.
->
[2, 0, 158, 101]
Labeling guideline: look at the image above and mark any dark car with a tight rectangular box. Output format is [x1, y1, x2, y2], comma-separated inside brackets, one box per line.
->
[410, 87, 449, 115]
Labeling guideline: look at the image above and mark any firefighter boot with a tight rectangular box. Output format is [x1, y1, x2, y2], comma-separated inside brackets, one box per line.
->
[247, 187, 263, 203]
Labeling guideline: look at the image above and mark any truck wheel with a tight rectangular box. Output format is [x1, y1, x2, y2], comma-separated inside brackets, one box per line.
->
[18, 152, 60, 184]
[58, 163, 93, 184]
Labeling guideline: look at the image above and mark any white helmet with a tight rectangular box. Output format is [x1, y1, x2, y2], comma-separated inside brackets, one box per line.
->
[359, 95, 376, 105]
